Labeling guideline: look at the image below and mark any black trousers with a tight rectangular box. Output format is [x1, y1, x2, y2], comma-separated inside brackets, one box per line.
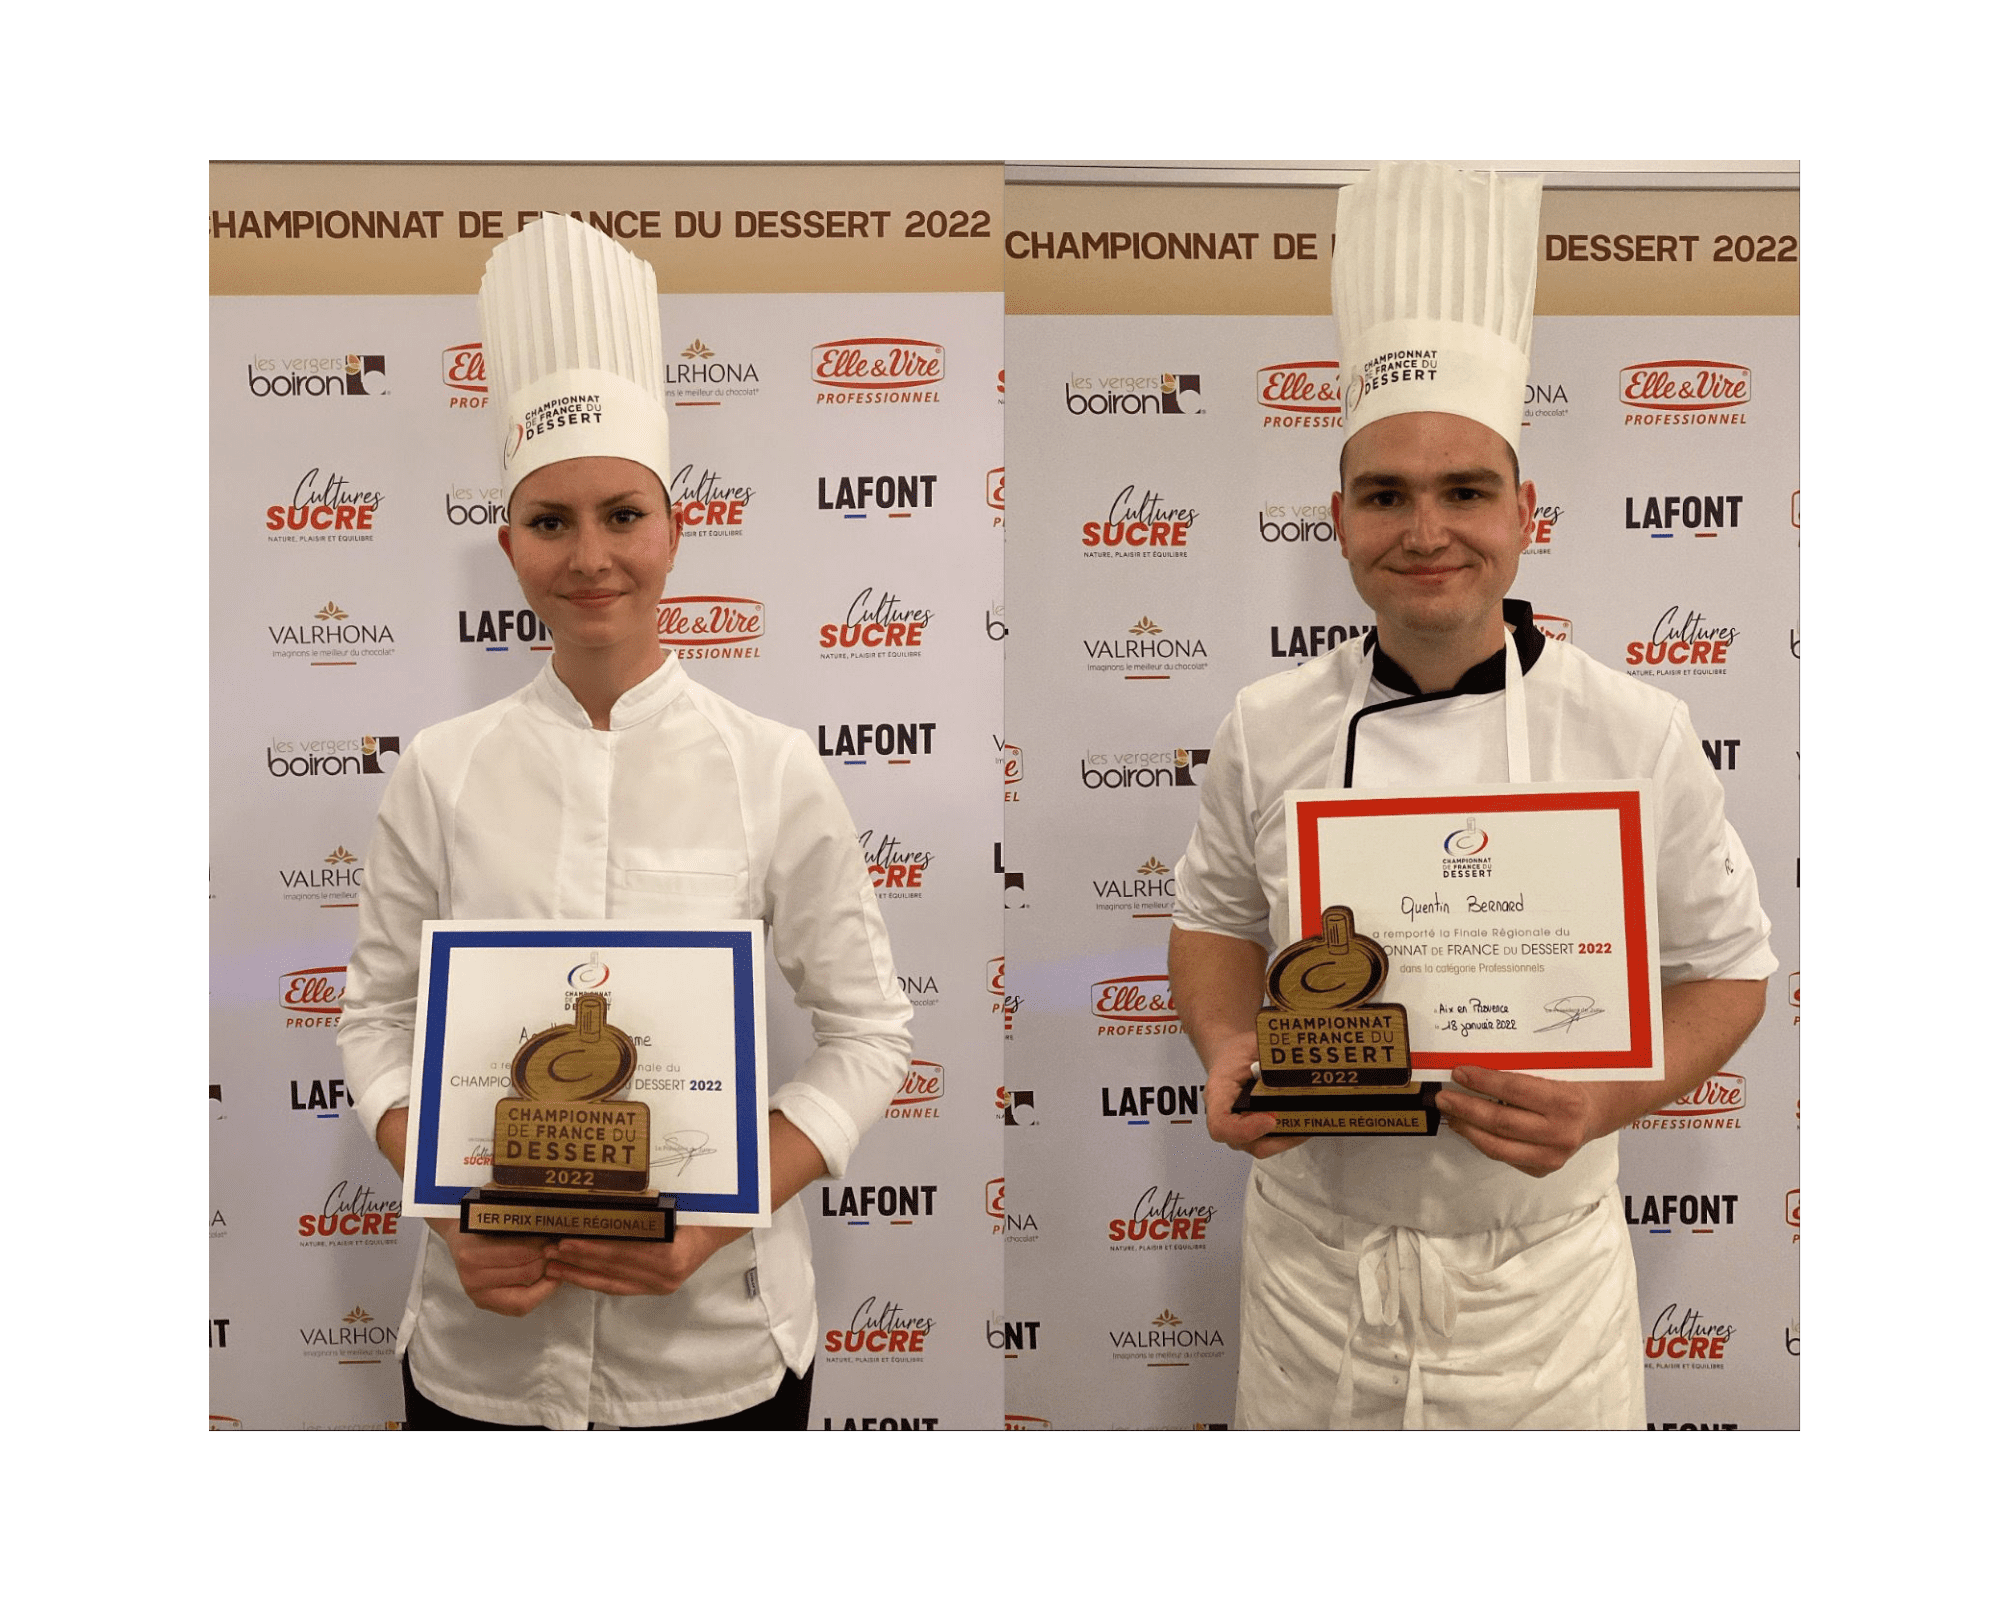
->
[400, 1353, 814, 1430]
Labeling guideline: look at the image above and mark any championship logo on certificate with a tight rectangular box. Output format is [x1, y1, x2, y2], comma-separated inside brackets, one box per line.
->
[402, 920, 771, 1231]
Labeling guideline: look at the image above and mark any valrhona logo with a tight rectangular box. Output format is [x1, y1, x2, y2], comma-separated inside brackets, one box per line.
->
[897, 971, 940, 1010]
[812, 338, 945, 404]
[1083, 485, 1198, 554]
[1064, 372, 1204, 416]
[658, 596, 763, 661]
[1093, 976, 1179, 1037]
[1644, 1304, 1734, 1369]
[300, 1304, 397, 1360]
[268, 600, 396, 664]
[1108, 1184, 1216, 1251]
[1080, 745, 1209, 791]
[265, 467, 384, 543]
[266, 734, 401, 780]
[279, 843, 364, 909]
[1620, 360, 1751, 424]
[820, 589, 932, 656]
[280, 966, 345, 1028]
[1630, 1070, 1745, 1131]
[297, 1179, 401, 1244]
[822, 1296, 935, 1360]
[1523, 380, 1570, 423]
[665, 338, 761, 404]
[1085, 616, 1209, 677]
[671, 463, 755, 537]
[247, 353, 388, 399]
[440, 343, 486, 407]
[1095, 855, 1177, 917]
[1257, 361, 1342, 427]
[886, 1060, 944, 1120]
[1625, 606, 1738, 676]
[857, 827, 932, 898]
[1109, 1307, 1226, 1364]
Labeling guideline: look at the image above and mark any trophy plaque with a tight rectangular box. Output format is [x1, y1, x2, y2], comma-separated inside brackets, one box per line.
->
[460, 993, 678, 1240]
[1234, 905, 1441, 1136]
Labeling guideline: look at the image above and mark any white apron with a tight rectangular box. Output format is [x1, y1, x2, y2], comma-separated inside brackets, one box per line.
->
[1233, 636, 1645, 1429]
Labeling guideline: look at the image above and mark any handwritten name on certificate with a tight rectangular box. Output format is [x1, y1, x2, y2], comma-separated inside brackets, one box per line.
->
[1285, 784, 1664, 1081]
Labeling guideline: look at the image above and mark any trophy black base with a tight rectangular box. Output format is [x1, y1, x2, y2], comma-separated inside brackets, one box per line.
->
[1235, 1077, 1442, 1137]
[461, 1187, 677, 1242]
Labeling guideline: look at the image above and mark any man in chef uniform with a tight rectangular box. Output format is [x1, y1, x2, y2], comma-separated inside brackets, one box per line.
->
[338, 215, 912, 1429]
[1167, 163, 1775, 1430]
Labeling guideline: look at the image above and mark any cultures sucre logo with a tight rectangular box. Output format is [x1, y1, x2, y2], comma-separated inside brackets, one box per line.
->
[300, 1303, 398, 1362]
[817, 718, 938, 765]
[1269, 620, 1374, 659]
[265, 467, 385, 545]
[1083, 616, 1208, 679]
[1079, 745, 1209, 792]
[297, 1179, 402, 1245]
[1108, 1307, 1226, 1365]
[885, 1060, 944, 1121]
[1522, 502, 1562, 556]
[819, 588, 932, 657]
[1257, 360, 1342, 428]
[857, 826, 932, 899]
[440, 343, 486, 408]
[1629, 1070, 1746, 1132]
[1257, 500, 1338, 545]
[1626, 493, 1746, 538]
[267, 600, 396, 666]
[1092, 974, 1179, 1036]
[1107, 1183, 1217, 1252]
[1083, 484, 1198, 556]
[1094, 855, 1177, 918]
[1644, 1303, 1734, 1369]
[280, 965, 345, 1028]
[279, 843, 365, 910]
[817, 470, 940, 520]
[1624, 605, 1738, 676]
[818, 1180, 937, 1227]
[664, 337, 762, 406]
[671, 463, 756, 538]
[1624, 1192, 1739, 1236]
[812, 338, 945, 404]
[1064, 371, 1204, 417]
[659, 596, 764, 661]
[1620, 360, 1751, 425]
[822, 1295, 936, 1361]
[247, 353, 388, 399]
[266, 733, 401, 780]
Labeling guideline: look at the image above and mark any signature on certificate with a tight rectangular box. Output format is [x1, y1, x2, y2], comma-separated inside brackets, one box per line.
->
[1535, 995, 1606, 1034]
[653, 1130, 717, 1179]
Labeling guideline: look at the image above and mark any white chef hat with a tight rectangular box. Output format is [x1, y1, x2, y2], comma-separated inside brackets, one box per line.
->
[1332, 162, 1543, 452]
[477, 212, 671, 514]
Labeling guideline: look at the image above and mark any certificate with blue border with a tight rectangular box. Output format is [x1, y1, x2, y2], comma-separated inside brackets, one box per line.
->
[403, 920, 770, 1227]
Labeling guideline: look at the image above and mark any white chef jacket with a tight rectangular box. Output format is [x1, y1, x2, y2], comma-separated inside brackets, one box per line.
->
[338, 654, 912, 1429]
[1173, 606, 1774, 1426]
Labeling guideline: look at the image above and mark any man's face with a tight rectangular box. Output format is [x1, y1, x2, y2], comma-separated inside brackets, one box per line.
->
[1332, 411, 1535, 651]
[498, 456, 678, 663]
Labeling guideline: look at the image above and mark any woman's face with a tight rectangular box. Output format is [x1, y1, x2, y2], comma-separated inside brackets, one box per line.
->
[498, 456, 678, 666]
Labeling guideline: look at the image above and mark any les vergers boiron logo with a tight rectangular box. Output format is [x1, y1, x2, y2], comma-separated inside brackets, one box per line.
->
[812, 338, 945, 405]
[1620, 360, 1750, 427]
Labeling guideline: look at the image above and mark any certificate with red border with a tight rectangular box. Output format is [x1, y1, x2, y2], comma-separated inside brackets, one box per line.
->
[1286, 783, 1664, 1081]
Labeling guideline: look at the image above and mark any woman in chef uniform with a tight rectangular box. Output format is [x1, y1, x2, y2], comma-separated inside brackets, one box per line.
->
[338, 215, 912, 1430]
[1169, 164, 1775, 1429]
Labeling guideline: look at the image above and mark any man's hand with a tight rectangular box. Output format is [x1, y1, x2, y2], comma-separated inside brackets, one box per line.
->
[1433, 1064, 1618, 1178]
[1204, 1051, 1306, 1160]
[430, 1218, 563, 1317]
[543, 1227, 744, 1297]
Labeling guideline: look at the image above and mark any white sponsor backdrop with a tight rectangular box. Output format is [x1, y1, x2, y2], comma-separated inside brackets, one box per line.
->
[1000, 312, 1798, 1429]
[209, 291, 1004, 1429]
